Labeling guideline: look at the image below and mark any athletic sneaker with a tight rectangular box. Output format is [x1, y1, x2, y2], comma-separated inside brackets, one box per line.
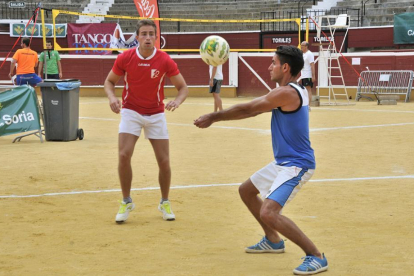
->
[245, 236, 285, 253]
[115, 201, 135, 223]
[293, 254, 328, 275]
[158, 200, 175, 221]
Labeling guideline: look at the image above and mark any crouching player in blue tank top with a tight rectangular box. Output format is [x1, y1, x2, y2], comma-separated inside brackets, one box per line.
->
[194, 45, 328, 275]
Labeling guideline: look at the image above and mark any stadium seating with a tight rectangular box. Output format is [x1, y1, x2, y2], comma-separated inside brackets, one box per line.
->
[108, 0, 315, 32]
[336, 0, 414, 27]
[0, 0, 89, 23]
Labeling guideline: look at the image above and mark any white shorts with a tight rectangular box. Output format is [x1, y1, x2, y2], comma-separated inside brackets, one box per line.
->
[119, 108, 169, 139]
[250, 161, 314, 207]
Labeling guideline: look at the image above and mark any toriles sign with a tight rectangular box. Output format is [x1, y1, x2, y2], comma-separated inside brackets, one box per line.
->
[272, 37, 292, 44]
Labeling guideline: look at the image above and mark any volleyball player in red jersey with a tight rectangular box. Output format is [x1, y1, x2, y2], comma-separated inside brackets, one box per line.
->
[104, 19, 189, 223]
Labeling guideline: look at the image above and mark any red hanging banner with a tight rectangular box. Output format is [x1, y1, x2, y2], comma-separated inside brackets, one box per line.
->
[133, 0, 161, 49]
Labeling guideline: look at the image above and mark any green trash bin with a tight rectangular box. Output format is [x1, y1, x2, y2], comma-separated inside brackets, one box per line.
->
[38, 80, 84, 141]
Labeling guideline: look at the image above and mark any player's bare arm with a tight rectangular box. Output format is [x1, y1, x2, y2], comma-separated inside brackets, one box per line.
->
[104, 70, 122, 114]
[58, 60, 63, 78]
[210, 66, 217, 86]
[165, 73, 189, 112]
[38, 61, 43, 77]
[311, 62, 316, 83]
[9, 59, 16, 79]
[194, 86, 300, 128]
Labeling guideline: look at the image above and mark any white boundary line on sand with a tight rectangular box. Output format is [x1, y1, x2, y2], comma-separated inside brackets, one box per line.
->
[80, 101, 414, 114]
[79, 116, 414, 133]
[318, 107, 414, 114]
[1, 175, 414, 199]
[20, 104, 407, 200]
[80, 101, 236, 106]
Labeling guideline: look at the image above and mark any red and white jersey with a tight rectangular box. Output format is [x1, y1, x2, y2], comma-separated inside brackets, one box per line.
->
[112, 47, 180, 115]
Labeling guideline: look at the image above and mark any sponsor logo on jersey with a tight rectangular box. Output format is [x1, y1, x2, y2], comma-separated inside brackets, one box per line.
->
[151, 69, 160, 79]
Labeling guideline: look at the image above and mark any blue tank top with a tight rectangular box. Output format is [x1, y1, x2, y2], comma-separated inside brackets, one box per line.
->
[271, 82, 316, 169]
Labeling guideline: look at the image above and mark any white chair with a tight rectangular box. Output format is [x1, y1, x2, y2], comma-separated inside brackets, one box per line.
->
[332, 14, 349, 28]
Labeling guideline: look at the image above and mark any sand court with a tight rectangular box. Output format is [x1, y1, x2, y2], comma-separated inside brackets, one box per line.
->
[1, 97, 414, 275]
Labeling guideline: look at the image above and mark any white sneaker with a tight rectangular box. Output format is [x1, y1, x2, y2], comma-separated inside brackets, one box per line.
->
[158, 201, 175, 221]
[115, 201, 135, 223]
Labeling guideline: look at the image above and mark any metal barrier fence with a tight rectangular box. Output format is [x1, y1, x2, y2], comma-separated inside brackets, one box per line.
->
[356, 70, 414, 102]
[260, 8, 360, 32]
[0, 1, 38, 20]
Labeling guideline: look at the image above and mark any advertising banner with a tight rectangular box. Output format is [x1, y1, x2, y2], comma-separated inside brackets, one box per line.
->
[67, 23, 118, 55]
[111, 24, 139, 50]
[10, 23, 67, 38]
[0, 86, 41, 137]
[68, 23, 139, 55]
[134, 0, 161, 49]
[394, 13, 414, 44]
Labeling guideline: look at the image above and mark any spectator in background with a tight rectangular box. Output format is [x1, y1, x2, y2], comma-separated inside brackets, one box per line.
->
[300, 41, 315, 103]
[9, 38, 42, 86]
[38, 41, 62, 79]
[209, 65, 223, 112]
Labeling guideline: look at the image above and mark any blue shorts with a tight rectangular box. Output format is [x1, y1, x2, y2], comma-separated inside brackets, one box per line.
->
[15, 73, 43, 87]
[250, 162, 314, 207]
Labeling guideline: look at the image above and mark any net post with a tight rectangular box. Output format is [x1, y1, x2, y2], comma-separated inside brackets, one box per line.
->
[296, 18, 301, 48]
[52, 10, 62, 51]
[41, 9, 46, 49]
[306, 17, 309, 42]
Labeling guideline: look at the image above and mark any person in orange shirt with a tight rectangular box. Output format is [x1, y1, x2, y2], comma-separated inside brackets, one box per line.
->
[9, 38, 42, 86]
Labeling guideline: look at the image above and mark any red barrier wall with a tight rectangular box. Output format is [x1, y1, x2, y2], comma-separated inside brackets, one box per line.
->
[163, 32, 261, 50]
[348, 26, 394, 48]
[1, 26, 414, 96]
[2, 53, 414, 96]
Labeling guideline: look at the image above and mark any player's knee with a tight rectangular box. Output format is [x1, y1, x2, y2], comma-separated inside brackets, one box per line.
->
[157, 157, 170, 170]
[260, 206, 281, 227]
[238, 184, 246, 198]
[239, 182, 252, 198]
[239, 181, 259, 200]
[119, 151, 133, 163]
[260, 208, 272, 225]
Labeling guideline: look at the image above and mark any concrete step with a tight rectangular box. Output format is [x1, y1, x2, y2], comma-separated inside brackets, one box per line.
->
[364, 6, 407, 15]
[366, 2, 414, 8]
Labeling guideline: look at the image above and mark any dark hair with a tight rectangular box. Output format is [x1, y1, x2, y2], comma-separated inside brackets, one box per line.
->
[22, 38, 30, 47]
[46, 40, 53, 45]
[275, 45, 304, 77]
[136, 19, 157, 35]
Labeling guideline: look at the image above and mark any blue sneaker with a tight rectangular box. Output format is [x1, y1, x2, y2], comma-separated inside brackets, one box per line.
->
[293, 253, 328, 275]
[245, 236, 285, 253]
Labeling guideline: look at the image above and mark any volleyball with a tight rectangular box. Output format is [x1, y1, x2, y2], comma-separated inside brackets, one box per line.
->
[199, 35, 230, 66]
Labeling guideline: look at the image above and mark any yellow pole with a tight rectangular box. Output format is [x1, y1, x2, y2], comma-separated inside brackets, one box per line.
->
[41, 9, 46, 49]
[52, 10, 61, 51]
[306, 17, 309, 42]
[297, 18, 301, 48]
